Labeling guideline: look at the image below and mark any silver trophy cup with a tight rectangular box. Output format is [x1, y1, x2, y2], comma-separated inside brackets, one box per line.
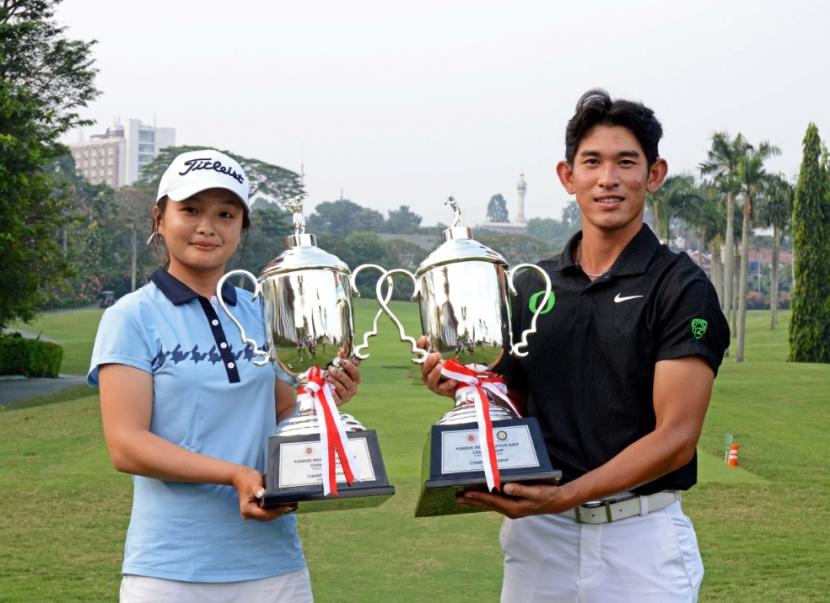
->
[378, 197, 561, 517]
[217, 198, 394, 511]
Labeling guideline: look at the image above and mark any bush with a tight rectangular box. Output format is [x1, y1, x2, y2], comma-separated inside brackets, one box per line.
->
[0, 333, 63, 377]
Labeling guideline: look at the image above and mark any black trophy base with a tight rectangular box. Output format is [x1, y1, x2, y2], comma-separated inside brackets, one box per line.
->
[264, 430, 395, 513]
[415, 418, 562, 518]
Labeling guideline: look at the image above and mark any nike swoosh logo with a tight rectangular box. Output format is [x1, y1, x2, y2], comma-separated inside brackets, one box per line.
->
[614, 293, 644, 303]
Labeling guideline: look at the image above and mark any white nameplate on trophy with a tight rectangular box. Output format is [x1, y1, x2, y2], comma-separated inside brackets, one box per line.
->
[440, 425, 540, 474]
[278, 438, 375, 488]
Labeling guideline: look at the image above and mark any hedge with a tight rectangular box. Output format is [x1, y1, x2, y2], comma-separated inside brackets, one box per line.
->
[0, 333, 63, 378]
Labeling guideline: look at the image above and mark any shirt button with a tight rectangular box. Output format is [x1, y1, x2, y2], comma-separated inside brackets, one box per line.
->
[211, 319, 219, 326]
[220, 342, 228, 349]
[227, 362, 235, 369]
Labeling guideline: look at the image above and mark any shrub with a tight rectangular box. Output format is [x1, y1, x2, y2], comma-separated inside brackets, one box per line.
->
[0, 333, 63, 377]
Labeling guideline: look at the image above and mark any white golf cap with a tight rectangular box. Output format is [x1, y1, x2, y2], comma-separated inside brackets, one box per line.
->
[156, 149, 250, 212]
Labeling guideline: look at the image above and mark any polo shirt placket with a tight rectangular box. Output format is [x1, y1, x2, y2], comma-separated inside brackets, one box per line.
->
[150, 268, 242, 384]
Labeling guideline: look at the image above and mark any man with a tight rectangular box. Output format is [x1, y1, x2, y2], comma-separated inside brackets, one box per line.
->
[421, 89, 729, 602]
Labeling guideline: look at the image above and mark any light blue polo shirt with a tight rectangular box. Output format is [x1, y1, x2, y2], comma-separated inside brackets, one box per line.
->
[88, 268, 305, 582]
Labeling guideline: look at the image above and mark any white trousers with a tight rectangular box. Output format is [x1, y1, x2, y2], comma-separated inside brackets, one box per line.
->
[120, 567, 313, 603]
[500, 501, 703, 603]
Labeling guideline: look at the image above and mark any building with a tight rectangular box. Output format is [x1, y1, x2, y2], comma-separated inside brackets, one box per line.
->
[479, 173, 529, 234]
[69, 119, 176, 188]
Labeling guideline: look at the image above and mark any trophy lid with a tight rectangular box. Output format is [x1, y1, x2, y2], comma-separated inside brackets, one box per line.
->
[260, 196, 350, 276]
[415, 197, 507, 277]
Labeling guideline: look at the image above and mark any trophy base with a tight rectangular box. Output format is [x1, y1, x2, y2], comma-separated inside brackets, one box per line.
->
[415, 418, 562, 518]
[264, 430, 395, 513]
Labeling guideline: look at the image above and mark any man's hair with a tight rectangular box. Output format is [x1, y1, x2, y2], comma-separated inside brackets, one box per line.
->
[564, 89, 663, 166]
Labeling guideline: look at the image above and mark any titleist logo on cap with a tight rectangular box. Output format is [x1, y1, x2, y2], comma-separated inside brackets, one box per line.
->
[178, 157, 245, 184]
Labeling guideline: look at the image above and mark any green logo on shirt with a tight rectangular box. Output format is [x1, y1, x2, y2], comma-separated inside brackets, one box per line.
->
[691, 318, 708, 340]
[529, 290, 556, 315]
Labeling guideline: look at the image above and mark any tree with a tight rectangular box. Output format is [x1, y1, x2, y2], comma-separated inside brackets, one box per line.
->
[0, 83, 71, 326]
[486, 194, 509, 222]
[306, 199, 385, 238]
[561, 201, 581, 229]
[0, 0, 98, 136]
[0, 1, 98, 328]
[674, 183, 726, 304]
[231, 203, 293, 274]
[476, 232, 556, 265]
[700, 132, 749, 322]
[113, 185, 155, 291]
[141, 145, 304, 203]
[319, 231, 401, 298]
[385, 205, 422, 234]
[755, 174, 793, 329]
[789, 124, 830, 363]
[647, 174, 704, 243]
[526, 217, 578, 252]
[733, 138, 780, 361]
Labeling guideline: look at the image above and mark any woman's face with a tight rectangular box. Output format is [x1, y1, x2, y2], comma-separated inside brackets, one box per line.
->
[155, 188, 245, 279]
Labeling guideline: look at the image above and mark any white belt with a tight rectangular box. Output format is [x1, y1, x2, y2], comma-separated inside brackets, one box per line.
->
[561, 491, 680, 524]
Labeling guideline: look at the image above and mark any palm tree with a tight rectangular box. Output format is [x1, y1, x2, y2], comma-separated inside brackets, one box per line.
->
[700, 133, 750, 320]
[675, 183, 725, 301]
[647, 174, 704, 243]
[734, 139, 781, 361]
[755, 174, 794, 329]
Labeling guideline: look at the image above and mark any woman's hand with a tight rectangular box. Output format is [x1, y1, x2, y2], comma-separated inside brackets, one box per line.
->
[417, 336, 457, 398]
[326, 358, 361, 406]
[232, 466, 297, 521]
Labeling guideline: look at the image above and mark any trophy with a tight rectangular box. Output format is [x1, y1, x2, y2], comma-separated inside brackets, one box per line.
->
[377, 197, 561, 517]
[217, 197, 394, 511]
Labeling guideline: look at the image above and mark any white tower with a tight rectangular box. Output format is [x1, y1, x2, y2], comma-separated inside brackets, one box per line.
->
[516, 173, 527, 224]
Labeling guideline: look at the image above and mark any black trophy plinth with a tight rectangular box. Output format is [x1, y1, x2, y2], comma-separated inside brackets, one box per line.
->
[415, 417, 561, 517]
[264, 430, 395, 512]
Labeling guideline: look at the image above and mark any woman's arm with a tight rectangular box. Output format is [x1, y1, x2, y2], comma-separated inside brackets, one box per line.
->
[99, 363, 292, 520]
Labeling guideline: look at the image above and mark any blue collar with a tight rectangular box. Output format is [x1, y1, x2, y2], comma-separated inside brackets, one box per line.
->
[149, 268, 237, 306]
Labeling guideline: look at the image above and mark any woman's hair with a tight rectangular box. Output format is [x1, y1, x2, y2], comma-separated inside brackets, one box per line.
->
[564, 89, 663, 167]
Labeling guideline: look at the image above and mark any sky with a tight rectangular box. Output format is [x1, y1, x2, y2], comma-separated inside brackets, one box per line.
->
[57, 0, 830, 227]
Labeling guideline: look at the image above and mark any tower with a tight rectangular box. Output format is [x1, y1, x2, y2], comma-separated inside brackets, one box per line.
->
[516, 173, 527, 224]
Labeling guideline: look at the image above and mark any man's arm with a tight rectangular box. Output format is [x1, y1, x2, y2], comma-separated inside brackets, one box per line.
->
[458, 355, 714, 517]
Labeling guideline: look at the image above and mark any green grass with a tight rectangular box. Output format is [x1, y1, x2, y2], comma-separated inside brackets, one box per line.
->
[10, 308, 104, 375]
[1, 306, 828, 601]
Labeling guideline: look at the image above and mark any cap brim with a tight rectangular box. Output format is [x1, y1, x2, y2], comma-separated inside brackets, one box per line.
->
[163, 182, 249, 212]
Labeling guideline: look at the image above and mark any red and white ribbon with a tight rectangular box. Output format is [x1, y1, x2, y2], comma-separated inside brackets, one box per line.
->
[440, 359, 521, 492]
[299, 366, 360, 496]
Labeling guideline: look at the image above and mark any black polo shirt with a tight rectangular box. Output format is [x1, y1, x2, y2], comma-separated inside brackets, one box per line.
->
[497, 225, 729, 494]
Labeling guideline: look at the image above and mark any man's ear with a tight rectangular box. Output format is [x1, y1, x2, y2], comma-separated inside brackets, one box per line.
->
[556, 161, 575, 195]
[646, 158, 669, 193]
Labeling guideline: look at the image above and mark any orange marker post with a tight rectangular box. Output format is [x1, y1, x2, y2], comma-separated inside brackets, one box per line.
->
[727, 443, 739, 467]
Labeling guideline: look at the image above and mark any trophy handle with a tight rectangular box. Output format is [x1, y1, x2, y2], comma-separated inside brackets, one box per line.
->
[375, 268, 429, 364]
[507, 263, 552, 358]
[216, 270, 272, 366]
[350, 263, 392, 362]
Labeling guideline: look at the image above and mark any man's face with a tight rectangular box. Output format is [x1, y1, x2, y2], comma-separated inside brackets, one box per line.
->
[556, 125, 667, 238]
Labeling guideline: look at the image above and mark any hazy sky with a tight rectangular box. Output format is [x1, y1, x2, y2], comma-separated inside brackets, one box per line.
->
[58, 0, 830, 226]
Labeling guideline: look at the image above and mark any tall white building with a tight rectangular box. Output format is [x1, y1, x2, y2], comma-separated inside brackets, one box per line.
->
[69, 119, 175, 188]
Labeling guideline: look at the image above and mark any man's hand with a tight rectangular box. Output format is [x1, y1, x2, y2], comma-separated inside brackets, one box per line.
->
[457, 482, 573, 519]
[326, 358, 361, 405]
[417, 336, 457, 398]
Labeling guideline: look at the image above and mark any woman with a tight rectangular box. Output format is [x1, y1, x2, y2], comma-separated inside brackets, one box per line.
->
[88, 149, 360, 601]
